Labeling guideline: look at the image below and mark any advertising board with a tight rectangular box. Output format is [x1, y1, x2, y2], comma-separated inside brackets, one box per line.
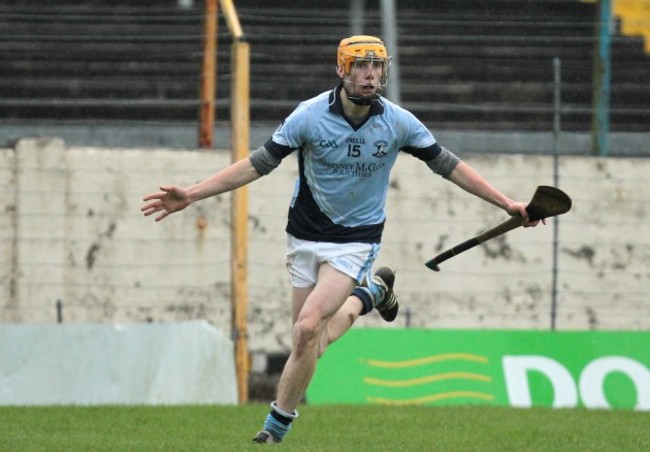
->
[307, 329, 650, 410]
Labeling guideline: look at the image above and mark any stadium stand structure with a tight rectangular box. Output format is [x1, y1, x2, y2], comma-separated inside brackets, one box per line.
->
[0, 0, 648, 131]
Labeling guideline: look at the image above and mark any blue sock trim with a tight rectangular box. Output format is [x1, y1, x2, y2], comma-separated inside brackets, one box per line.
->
[263, 412, 291, 442]
[352, 287, 374, 315]
[367, 281, 381, 304]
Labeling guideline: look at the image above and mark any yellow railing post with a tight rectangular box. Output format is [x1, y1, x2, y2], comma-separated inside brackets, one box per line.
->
[220, 0, 250, 404]
[230, 37, 250, 404]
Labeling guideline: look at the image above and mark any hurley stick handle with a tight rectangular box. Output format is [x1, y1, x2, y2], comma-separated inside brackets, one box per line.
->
[424, 217, 521, 271]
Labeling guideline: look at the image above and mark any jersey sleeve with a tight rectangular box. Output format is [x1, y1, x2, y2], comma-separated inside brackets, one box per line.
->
[393, 104, 460, 178]
[261, 104, 309, 160]
[398, 106, 437, 150]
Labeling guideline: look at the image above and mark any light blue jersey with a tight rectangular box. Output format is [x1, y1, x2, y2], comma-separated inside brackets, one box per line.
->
[265, 85, 445, 244]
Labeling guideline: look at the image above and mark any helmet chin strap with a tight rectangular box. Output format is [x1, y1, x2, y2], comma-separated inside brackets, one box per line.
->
[342, 81, 380, 106]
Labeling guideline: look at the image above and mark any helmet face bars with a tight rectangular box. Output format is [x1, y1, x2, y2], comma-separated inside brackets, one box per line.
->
[337, 35, 392, 105]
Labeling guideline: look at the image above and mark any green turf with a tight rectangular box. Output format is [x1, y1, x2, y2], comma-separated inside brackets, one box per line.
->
[1, 404, 648, 451]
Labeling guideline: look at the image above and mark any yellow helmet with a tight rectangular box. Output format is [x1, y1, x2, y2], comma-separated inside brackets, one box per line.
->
[337, 35, 391, 104]
[337, 35, 391, 75]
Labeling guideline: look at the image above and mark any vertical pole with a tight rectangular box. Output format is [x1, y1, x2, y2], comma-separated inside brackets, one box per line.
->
[198, 0, 218, 149]
[380, 0, 401, 104]
[230, 37, 250, 404]
[350, 0, 365, 35]
[592, 0, 612, 156]
[551, 58, 561, 331]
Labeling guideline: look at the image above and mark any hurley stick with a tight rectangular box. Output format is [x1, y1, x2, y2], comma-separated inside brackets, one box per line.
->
[424, 186, 572, 271]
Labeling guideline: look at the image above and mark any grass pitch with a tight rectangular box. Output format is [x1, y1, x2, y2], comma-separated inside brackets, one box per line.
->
[1, 404, 649, 451]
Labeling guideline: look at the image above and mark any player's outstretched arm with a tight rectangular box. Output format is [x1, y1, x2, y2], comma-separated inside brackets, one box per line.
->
[141, 157, 262, 222]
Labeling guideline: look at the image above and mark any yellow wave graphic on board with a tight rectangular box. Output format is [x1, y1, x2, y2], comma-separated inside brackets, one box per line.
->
[368, 391, 495, 406]
[364, 371, 491, 387]
[361, 353, 495, 405]
[360, 353, 489, 368]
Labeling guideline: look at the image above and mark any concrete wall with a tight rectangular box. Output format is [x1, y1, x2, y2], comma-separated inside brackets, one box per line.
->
[2, 123, 649, 157]
[1, 138, 649, 353]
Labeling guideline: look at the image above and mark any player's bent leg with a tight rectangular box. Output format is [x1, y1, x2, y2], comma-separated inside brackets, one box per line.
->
[352, 266, 399, 322]
[372, 266, 399, 321]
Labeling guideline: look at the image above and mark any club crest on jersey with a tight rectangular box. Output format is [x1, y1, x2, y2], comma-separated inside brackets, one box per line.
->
[372, 140, 389, 158]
